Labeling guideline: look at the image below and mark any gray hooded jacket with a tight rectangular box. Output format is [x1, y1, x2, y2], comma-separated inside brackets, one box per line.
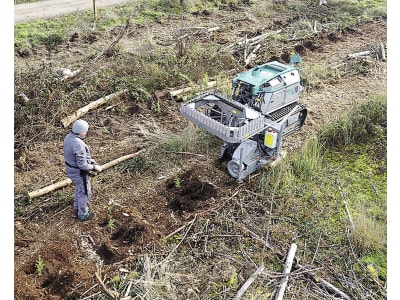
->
[63, 132, 95, 175]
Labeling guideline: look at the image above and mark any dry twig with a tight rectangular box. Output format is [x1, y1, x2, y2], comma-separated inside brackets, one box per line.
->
[153, 214, 197, 267]
[368, 171, 379, 195]
[336, 178, 355, 230]
[95, 265, 119, 300]
[167, 151, 205, 157]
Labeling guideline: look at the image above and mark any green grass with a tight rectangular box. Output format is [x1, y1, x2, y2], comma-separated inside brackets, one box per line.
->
[257, 94, 387, 296]
[318, 94, 386, 147]
[363, 251, 387, 282]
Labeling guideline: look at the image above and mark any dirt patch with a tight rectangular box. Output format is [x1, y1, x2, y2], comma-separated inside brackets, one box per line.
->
[164, 170, 218, 214]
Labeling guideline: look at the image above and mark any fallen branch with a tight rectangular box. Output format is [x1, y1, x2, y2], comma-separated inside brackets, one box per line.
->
[164, 225, 187, 240]
[368, 171, 379, 195]
[80, 291, 101, 300]
[311, 232, 322, 264]
[153, 214, 197, 268]
[224, 30, 281, 53]
[27, 149, 145, 199]
[301, 268, 352, 300]
[93, 16, 131, 62]
[233, 264, 265, 300]
[61, 89, 129, 128]
[95, 265, 119, 300]
[167, 151, 205, 157]
[124, 280, 133, 298]
[275, 243, 297, 300]
[336, 178, 355, 230]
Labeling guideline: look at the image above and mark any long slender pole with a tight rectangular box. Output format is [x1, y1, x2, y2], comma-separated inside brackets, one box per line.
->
[27, 149, 145, 199]
[92, 0, 97, 21]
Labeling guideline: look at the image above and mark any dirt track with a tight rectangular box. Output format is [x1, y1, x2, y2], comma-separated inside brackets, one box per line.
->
[14, 0, 133, 23]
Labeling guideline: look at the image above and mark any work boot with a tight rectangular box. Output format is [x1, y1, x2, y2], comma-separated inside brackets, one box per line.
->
[79, 212, 96, 222]
[73, 208, 78, 218]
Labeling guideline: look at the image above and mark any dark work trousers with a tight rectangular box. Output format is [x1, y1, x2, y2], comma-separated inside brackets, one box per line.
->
[67, 168, 93, 219]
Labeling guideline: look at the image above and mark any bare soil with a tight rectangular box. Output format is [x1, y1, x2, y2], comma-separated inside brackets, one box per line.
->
[14, 1, 387, 299]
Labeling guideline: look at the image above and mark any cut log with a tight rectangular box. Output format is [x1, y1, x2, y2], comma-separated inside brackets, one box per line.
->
[28, 178, 72, 200]
[61, 89, 129, 128]
[169, 86, 193, 98]
[61, 69, 82, 81]
[179, 26, 220, 32]
[17, 93, 30, 105]
[92, 0, 97, 21]
[27, 149, 145, 199]
[380, 42, 386, 61]
[347, 50, 372, 58]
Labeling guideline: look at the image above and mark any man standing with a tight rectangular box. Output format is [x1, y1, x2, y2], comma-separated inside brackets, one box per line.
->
[63, 119, 103, 221]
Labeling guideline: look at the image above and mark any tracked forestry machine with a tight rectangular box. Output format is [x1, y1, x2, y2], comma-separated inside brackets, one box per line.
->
[180, 61, 308, 182]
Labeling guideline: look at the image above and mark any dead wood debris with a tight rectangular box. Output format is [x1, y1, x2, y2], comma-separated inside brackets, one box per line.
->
[327, 42, 387, 74]
[93, 16, 132, 62]
[95, 265, 119, 300]
[223, 30, 282, 65]
[237, 224, 352, 299]
[60, 16, 132, 81]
